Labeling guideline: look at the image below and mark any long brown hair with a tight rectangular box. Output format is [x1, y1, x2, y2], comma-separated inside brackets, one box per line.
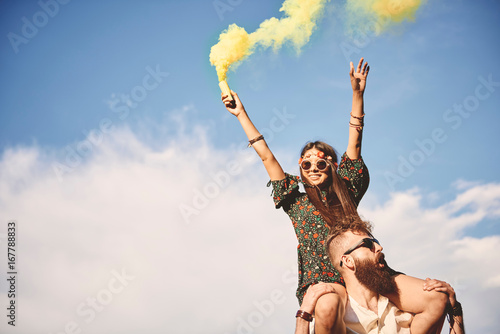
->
[300, 141, 359, 228]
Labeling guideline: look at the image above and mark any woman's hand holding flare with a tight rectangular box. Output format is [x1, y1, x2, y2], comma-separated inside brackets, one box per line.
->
[222, 91, 244, 117]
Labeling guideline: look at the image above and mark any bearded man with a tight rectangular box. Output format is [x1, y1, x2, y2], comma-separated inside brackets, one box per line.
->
[294, 216, 464, 334]
[327, 226, 412, 333]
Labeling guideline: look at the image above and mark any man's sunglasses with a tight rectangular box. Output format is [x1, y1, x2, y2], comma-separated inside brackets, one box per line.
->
[340, 237, 380, 267]
[300, 158, 329, 171]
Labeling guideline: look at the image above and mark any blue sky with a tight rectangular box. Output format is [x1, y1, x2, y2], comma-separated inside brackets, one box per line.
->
[0, 0, 499, 333]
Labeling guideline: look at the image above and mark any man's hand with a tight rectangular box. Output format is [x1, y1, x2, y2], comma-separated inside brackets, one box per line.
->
[301, 282, 337, 314]
[423, 278, 457, 307]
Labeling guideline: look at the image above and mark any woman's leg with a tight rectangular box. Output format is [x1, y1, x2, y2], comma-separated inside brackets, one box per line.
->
[314, 283, 347, 334]
[384, 275, 448, 334]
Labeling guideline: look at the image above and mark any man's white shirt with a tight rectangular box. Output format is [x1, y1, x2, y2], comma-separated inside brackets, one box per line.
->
[344, 295, 413, 334]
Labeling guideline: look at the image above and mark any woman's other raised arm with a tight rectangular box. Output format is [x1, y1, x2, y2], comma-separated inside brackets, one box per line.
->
[346, 58, 369, 160]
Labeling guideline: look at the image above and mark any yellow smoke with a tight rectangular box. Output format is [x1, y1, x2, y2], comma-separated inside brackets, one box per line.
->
[210, 0, 329, 82]
[345, 0, 424, 35]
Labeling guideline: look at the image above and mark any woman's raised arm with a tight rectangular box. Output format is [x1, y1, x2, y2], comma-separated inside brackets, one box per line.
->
[222, 91, 286, 181]
[346, 58, 369, 160]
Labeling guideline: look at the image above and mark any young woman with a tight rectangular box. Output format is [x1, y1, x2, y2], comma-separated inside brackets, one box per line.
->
[221, 58, 447, 334]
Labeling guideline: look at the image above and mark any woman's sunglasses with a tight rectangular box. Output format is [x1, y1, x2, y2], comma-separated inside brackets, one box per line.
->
[300, 158, 329, 171]
[340, 237, 380, 267]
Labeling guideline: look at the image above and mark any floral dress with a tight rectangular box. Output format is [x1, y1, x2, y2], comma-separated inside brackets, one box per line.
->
[270, 153, 369, 305]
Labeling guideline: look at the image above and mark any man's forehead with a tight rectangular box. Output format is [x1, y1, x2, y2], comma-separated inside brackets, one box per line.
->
[345, 230, 370, 243]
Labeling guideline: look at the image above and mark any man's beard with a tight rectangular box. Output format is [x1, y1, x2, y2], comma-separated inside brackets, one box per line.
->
[354, 254, 398, 295]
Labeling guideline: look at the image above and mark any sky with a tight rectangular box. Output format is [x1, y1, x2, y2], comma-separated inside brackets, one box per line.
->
[0, 0, 499, 333]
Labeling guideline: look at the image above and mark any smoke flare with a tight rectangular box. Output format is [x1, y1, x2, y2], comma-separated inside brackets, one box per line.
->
[345, 0, 424, 36]
[210, 0, 329, 82]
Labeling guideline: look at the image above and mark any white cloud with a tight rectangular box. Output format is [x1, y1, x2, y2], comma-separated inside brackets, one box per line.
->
[0, 108, 499, 334]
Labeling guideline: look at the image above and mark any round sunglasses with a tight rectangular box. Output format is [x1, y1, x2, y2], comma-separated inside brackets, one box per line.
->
[300, 158, 329, 171]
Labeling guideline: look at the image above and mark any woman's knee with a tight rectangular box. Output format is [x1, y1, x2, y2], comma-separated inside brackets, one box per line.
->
[392, 274, 448, 316]
[425, 290, 448, 316]
[315, 292, 344, 325]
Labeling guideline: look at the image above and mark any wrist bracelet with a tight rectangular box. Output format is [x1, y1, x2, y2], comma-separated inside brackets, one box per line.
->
[248, 135, 264, 148]
[350, 112, 365, 120]
[296, 310, 313, 322]
[349, 121, 363, 131]
[449, 301, 463, 317]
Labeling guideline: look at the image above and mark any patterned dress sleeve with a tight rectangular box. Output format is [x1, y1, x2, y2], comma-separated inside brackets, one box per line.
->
[268, 173, 301, 210]
[337, 153, 370, 206]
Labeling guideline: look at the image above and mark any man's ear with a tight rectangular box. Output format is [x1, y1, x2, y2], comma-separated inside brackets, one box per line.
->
[342, 255, 355, 271]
